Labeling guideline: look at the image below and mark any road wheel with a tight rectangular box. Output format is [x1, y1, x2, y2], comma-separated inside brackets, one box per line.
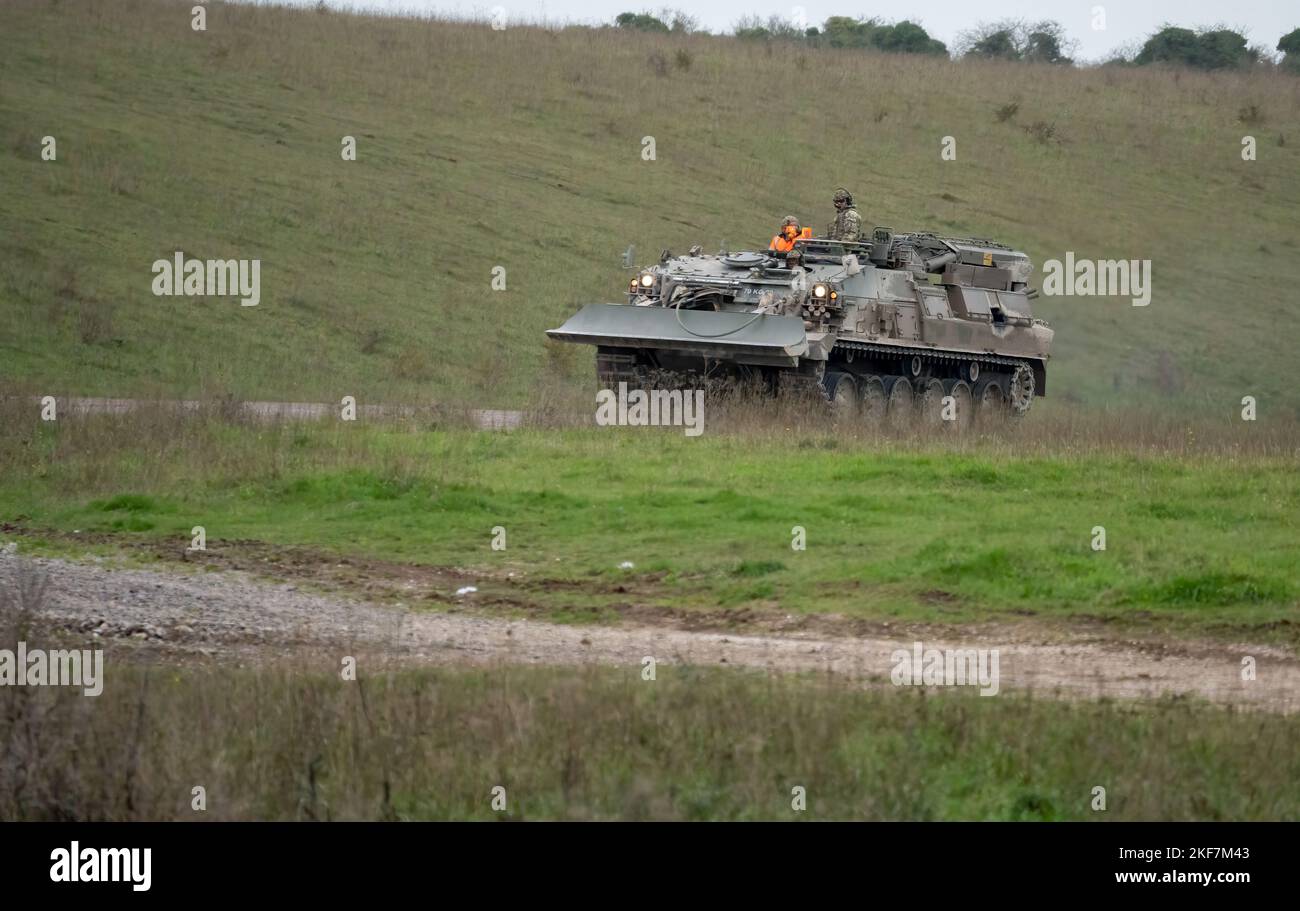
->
[883, 376, 913, 431]
[822, 371, 859, 421]
[942, 379, 974, 433]
[1008, 364, 1035, 418]
[861, 375, 887, 427]
[973, 377, 1006, 427]
[916, 377, 946, 428]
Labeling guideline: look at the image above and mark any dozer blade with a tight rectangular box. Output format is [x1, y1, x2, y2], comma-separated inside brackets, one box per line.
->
[546, 303, 807, 366]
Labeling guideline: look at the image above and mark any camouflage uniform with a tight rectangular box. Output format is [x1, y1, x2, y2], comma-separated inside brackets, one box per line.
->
[828, 206, 862, 241]
[826, 187, 862, 241]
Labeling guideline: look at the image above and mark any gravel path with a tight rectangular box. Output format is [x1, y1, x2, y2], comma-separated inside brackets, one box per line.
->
[6, 553, 1298, 712]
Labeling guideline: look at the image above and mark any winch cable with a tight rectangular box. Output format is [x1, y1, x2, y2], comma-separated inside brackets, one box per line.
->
[672, 294, 767, 339]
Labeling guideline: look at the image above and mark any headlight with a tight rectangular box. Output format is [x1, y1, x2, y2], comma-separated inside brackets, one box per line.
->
[812, 283, 828, 299]
[639, 272, 655, 288]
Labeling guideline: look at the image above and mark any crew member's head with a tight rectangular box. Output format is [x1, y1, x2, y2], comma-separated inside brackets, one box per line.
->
[832, 187, 853, 211]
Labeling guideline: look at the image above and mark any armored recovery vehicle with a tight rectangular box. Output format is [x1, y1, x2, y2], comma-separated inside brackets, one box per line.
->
[547, 230, 1054, 426]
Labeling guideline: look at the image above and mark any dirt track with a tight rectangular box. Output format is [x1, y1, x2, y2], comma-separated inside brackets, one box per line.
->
[7, 551, 1298, 712]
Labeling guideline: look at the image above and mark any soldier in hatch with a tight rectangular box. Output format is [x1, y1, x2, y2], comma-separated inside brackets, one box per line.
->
[825, 187, 862, 242]
[769, 216, 803, 253]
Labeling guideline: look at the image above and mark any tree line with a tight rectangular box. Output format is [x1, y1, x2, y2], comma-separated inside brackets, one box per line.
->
[613, 11, 1300, 72]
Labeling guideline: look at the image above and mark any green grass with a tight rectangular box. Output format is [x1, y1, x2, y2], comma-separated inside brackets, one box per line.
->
[3, 660, 1297, 821]
[4, 413, 1296, 641]
[2, 0, 1299, 412]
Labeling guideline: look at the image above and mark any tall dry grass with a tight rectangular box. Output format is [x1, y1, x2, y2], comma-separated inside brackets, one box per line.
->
[2, 556, 1298, 821]
[521, 370, 1300, 459]
[0, 388, 480, 497]
[3, 382, 1297, 509]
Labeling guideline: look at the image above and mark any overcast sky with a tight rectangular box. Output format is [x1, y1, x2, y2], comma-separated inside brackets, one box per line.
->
[265, 0, 1296, 62]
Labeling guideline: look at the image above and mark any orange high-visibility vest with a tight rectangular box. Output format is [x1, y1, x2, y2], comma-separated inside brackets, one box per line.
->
[770, 231, 799, 252]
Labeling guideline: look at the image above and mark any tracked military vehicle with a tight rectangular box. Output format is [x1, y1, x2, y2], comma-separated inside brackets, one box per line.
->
[547, 230, 1053, 425]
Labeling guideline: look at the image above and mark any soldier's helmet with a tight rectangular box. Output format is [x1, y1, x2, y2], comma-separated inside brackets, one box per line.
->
[781, 215, 800, 229]
[832, 187, 854, 206]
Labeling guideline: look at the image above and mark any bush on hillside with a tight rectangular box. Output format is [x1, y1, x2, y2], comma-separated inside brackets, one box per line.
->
[1134, 25, 1256, 70]
[1279, 27, 1300, 72]
[957, 20, 1073, 64]
[734, 15, 946, 55]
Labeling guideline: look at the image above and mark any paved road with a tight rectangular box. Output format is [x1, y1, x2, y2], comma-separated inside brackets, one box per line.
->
[40, 396, 525, 430]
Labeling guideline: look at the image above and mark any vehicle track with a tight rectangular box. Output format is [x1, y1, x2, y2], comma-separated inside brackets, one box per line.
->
[9, 553, 1298, 713]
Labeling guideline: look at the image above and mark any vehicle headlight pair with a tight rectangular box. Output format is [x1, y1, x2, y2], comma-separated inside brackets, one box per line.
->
[629, 273, 656, 293]
[811, 283, 838, 300]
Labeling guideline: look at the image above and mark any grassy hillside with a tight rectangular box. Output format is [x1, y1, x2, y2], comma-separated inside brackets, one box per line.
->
[2, 0, 1299, 412]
